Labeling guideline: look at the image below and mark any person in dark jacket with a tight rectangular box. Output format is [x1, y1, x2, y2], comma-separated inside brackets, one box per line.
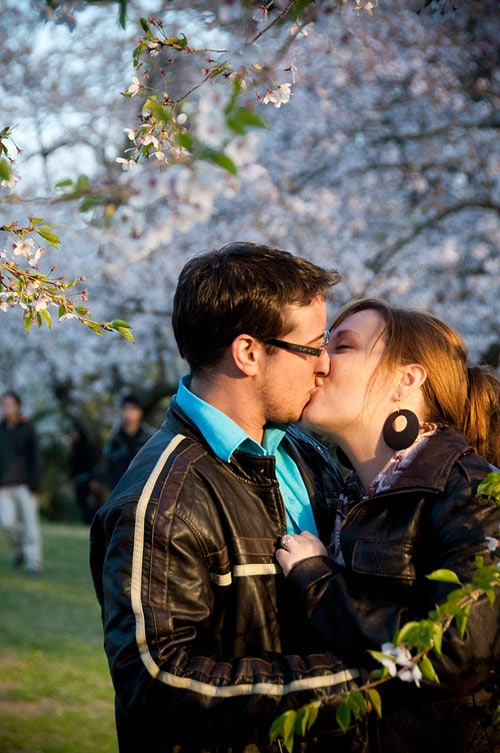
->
[276, 298, 500, 753]
[90, 243, 365, 753]
[68, 421, 100, 524]
[103, 394, 155, 490]
[0, 391, 42, 574]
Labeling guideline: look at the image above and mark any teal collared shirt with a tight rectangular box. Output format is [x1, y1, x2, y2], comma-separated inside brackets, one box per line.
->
[175, 375, 318, 536]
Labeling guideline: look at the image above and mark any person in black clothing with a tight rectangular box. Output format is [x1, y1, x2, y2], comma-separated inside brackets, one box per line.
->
[0, 391, 42, 574]
[89, 244, 364, 753]
[104, 394, 155, 490]
[68, 421, 100, 524]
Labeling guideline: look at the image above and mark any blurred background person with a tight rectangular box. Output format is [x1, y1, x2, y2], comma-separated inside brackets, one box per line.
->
[0, 391, 42, 575]
[104, 394, 155, 490]
[68, 420, 101, 525]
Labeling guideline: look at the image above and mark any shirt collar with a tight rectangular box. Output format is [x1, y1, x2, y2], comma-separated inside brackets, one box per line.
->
[175, 374, 287, 461]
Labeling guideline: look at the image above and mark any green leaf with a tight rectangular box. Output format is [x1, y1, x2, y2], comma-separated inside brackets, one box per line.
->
[118, 0, 127, 29]
[36, 229, 61, 248]
[432, 623, 443, 656]
[80, 197, 103, 213]
[455, 604, 470, 639]
[492, 707, 500, 727]
[419, 655, 440, 683]
[110, 319, 131, 329]
[75, 174, 90, 192]
[207, 151, 238, 175]
[294, 701, 320, 737]
[304, 701, 320, 732]
[367, 666, 390, 680]
[149, 100, 171, 124]
[484, 586, 497, 607]
[116, 326, 135, 343]
[226, 107, 266, 134]
[177, 132, 193, 150]
[85, 321, 104, 336]
[208, 62, 229, 79]
[39, 309, 52, 329]
[0, 158, 11, 180]
[165, 34, 188, 50]
[269, 710, 296, 753]
[366, 688, 382, 718]
[282, 709, 297, 753]
[55, 178, 74, 189]
[369, 650, 391, 663]
[269, 714, 284, 744]
[394, 620, 421, 645]
[75, 305, 90, 316]
[139, 17, 152, 34]
[290, 0, 317, 21]
[426, 569, 462, 585]
[476, 471, 500, 504]
[336, 701, 352, 733]
[294, 707, 309, 738]
[133, 42, 147, 68]
[347, 690, 368, 719]
[23, 310, 32, 334]
[269, 710, 292, 744]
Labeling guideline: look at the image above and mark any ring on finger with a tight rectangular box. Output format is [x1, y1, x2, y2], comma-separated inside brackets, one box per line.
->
[281, 535, 293, 550]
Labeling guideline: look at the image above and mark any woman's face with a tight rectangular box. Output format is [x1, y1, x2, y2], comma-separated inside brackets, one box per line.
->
[302, 308, 397, 442]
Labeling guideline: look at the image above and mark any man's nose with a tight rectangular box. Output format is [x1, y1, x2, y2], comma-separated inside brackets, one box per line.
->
[315, 349, 331, 377]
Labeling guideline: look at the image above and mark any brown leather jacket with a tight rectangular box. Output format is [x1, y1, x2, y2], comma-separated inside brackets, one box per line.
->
[90, 400, 365, 753]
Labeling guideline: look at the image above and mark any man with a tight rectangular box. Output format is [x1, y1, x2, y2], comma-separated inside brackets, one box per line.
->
[0, 391, 42, 575]
[104, 394, 155, 489]
[90, 243, 363, 753]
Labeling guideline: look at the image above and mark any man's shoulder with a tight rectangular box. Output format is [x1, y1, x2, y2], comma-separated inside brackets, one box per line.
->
[286, 423, 331, 457]
[285, 424, 342, 478]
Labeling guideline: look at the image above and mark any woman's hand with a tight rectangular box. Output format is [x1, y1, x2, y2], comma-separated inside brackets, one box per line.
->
[275, 531, 328, 576]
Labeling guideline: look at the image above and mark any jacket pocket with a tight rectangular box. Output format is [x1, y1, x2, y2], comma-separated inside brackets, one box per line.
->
[351, 539, 416, 581]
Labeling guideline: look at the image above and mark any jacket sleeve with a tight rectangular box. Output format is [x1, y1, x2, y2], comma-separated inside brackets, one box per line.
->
[89, 488, 360, 744]
[285, 463, 500, 697]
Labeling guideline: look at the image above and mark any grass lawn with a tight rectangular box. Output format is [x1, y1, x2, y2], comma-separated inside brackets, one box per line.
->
[0, 521, 116, 753]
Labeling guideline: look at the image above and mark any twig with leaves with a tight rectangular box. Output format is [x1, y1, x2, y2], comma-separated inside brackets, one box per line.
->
[0, 129, 134, 341]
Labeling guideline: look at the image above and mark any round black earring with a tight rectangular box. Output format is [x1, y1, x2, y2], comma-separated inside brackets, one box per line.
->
[382, 409, 419, 451]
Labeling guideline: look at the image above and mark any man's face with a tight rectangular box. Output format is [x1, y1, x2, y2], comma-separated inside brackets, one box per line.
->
[258, 296, 331, 425]
[1, 395, 21, 423]
[121, 403, 143, 433]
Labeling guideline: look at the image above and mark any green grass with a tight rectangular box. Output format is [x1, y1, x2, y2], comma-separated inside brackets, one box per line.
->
[0, 522, 116, 753]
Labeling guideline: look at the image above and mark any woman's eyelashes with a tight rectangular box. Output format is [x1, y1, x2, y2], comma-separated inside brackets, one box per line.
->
[331, 342, 353, 352]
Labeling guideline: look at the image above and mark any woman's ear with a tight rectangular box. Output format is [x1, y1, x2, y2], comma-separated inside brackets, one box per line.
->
[230, 334, 261, 376]
[398, 363, 428, 398]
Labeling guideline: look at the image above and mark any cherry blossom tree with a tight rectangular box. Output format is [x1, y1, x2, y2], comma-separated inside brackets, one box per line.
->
[0, 0, 498, 433]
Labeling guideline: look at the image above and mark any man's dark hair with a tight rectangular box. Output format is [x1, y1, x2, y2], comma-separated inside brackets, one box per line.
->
[172, 242, 340, 373]
[120, 394, 143, 409]
[1, 390, 22, 406]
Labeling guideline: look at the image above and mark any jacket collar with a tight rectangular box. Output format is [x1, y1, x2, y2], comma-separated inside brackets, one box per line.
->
[352, 425, 474, 497]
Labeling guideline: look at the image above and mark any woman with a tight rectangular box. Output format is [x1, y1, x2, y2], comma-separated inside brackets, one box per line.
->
[276, 299, 500, 753]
